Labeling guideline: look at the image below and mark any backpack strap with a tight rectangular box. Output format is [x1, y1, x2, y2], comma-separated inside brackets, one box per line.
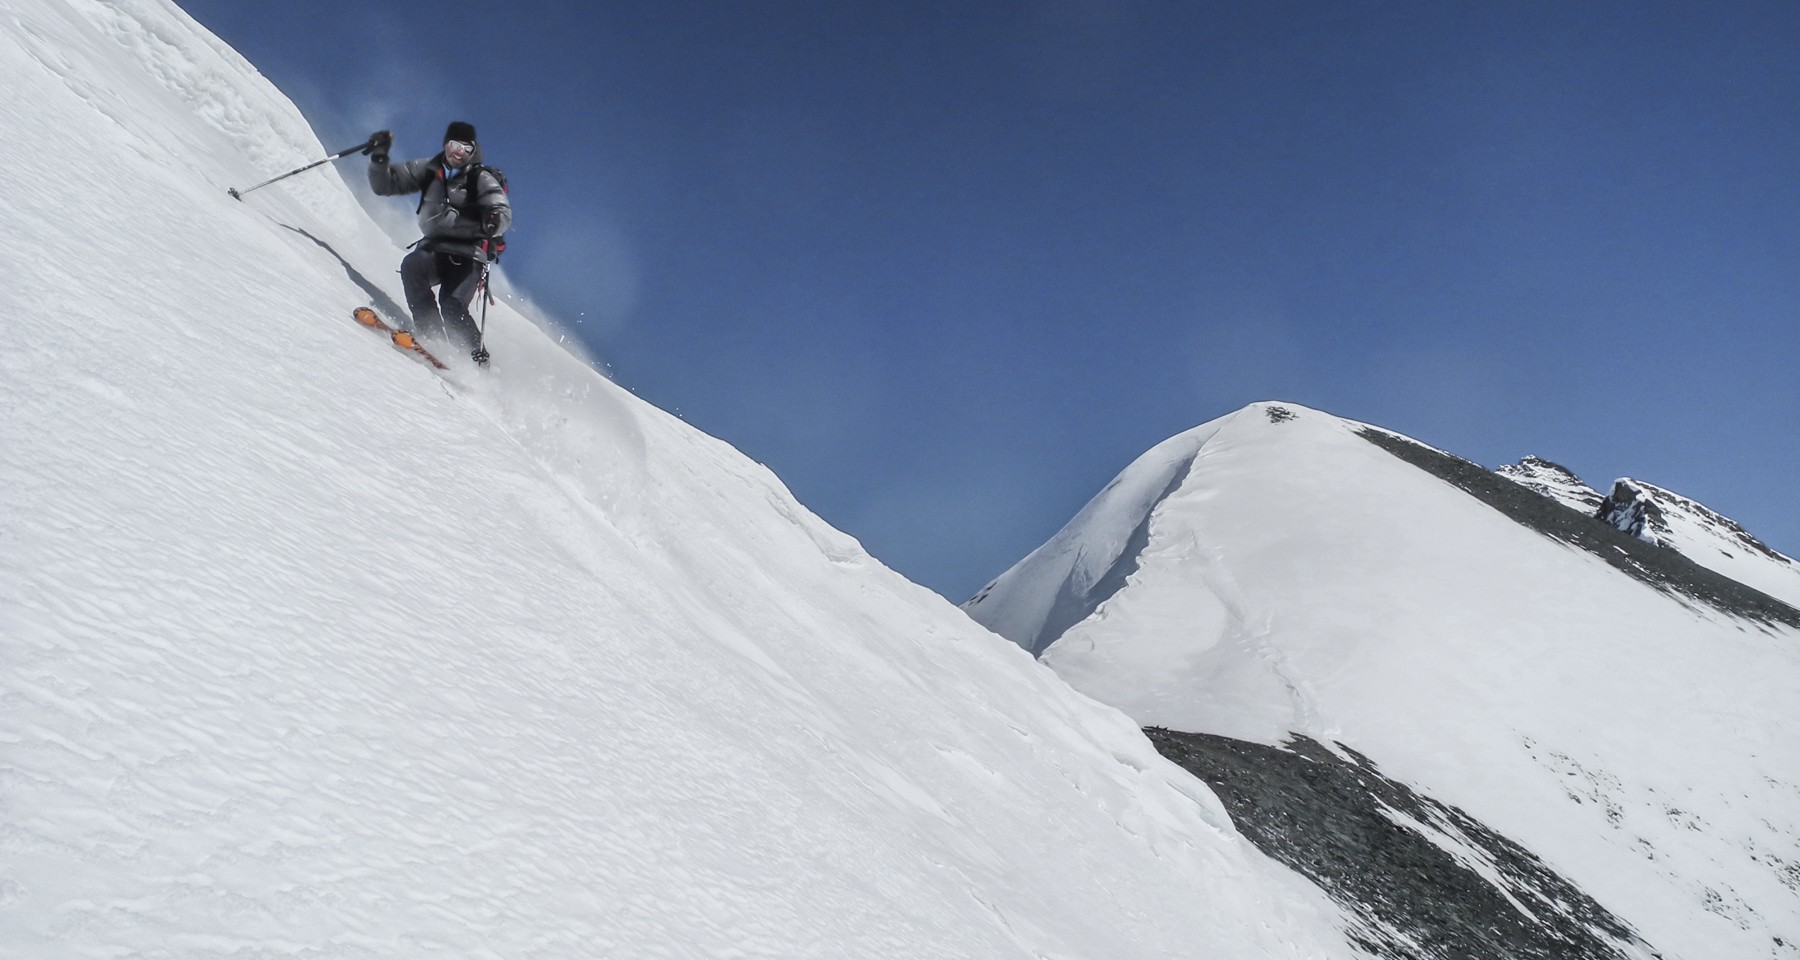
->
[415, 152, 448, 215]
[418, 162, 503, 214]
[464, 163, 509, 261]
[465, 163, 508, 203]
[413, 157, 509, 261]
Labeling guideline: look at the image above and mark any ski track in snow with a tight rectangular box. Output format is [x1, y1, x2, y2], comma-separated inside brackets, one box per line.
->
[1185, 535, 1322, 738]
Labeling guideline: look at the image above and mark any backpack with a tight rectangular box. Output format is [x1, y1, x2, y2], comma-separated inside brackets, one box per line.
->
[417, 157, 511, 260]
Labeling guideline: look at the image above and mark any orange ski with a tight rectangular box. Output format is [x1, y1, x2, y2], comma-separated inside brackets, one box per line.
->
[353, 307, 447, 369]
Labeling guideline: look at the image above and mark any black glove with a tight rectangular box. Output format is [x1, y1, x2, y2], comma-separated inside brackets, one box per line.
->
[481, 207, 505, 237]
[365, 129, 393, 164]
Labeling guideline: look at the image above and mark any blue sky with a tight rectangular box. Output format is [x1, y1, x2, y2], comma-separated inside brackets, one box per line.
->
[181, 1, 1800, 601]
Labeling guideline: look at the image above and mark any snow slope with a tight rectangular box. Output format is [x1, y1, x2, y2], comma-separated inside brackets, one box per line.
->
[966, 402, 1800, 960]
[2, 3, 1360, 957]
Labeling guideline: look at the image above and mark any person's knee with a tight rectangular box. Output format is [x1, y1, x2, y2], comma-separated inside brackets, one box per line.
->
[399, 257, 436, 309]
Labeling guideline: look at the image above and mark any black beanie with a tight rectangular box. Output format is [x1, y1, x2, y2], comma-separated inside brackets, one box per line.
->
[444, 121, 477, 144]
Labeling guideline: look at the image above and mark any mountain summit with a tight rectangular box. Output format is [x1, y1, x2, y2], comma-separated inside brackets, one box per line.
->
[966, 401, 1800, 960]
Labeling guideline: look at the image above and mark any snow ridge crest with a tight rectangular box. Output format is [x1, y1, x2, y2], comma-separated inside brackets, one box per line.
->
[963, 403, 1304, 654]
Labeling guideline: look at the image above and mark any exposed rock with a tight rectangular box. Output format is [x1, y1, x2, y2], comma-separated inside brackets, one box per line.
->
[1597, 480, 1664, 542]
[1496, 456, 1605, 514]
[1147, 728, 1664, 960]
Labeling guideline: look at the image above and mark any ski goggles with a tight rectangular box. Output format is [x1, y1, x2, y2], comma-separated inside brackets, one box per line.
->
[445, 139, 475, 160]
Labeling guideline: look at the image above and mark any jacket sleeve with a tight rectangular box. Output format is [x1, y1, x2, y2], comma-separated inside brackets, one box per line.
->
[367, 157, 434, 197]
[472, 169, 512, 236]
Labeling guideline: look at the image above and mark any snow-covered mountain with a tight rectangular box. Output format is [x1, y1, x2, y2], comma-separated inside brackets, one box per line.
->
[1495, 454, 1606, 514]
[1493, 456, 1800, 611]
[966, 402, 1800, 960]
[1595, 478, 1800, 611]
[2, 3, 1371, 957]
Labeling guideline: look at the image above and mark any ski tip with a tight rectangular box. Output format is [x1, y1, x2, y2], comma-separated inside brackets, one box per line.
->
[352, 307, 381, 327]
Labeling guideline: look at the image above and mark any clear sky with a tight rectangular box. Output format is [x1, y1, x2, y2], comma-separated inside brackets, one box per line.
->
[179, 0, 1799, 602]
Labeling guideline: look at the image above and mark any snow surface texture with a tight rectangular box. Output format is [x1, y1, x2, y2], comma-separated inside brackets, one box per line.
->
[2, 3, 1363, 957]
[967, 402, 1800, 960]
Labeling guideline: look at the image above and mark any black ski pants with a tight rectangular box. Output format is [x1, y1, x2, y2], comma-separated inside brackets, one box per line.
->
[400, 246, 482, 351]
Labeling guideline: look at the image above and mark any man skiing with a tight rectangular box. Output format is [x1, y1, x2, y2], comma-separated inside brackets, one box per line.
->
[365, 122, 511, 365]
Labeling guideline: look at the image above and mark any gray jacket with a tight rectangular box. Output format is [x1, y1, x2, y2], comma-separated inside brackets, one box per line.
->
[368, 147, 512, 260]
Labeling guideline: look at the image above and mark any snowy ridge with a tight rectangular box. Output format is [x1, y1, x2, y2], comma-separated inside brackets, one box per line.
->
[1492, 457, 1800, 612]
[1363, 430, 1800, 630]
[1496, 455, 1606, 514]
[962, 415, 1231, 654]
[2, 3, 1361, 957]
[1597, 477, 1800, 610]
[969, 402, 1800, 960]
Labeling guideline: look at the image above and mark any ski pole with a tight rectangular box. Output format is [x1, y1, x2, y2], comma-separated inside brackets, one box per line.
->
[228, 137, 376, 200]
[475, 262, 493, 361]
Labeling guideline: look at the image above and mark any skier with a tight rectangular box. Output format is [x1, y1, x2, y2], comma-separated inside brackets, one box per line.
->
[365, 122, 511, 365]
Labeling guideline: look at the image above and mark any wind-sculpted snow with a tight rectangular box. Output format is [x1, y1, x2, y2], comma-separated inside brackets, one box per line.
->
[963, 426, 1218, 654]
[2, 3, 1365, 958]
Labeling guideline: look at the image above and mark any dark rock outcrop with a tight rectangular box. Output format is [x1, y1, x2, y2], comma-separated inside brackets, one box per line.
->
[1596, 480, 1663, 541]
[1495, 455, 1605, 513]
[1147, 728, 1663, 960]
